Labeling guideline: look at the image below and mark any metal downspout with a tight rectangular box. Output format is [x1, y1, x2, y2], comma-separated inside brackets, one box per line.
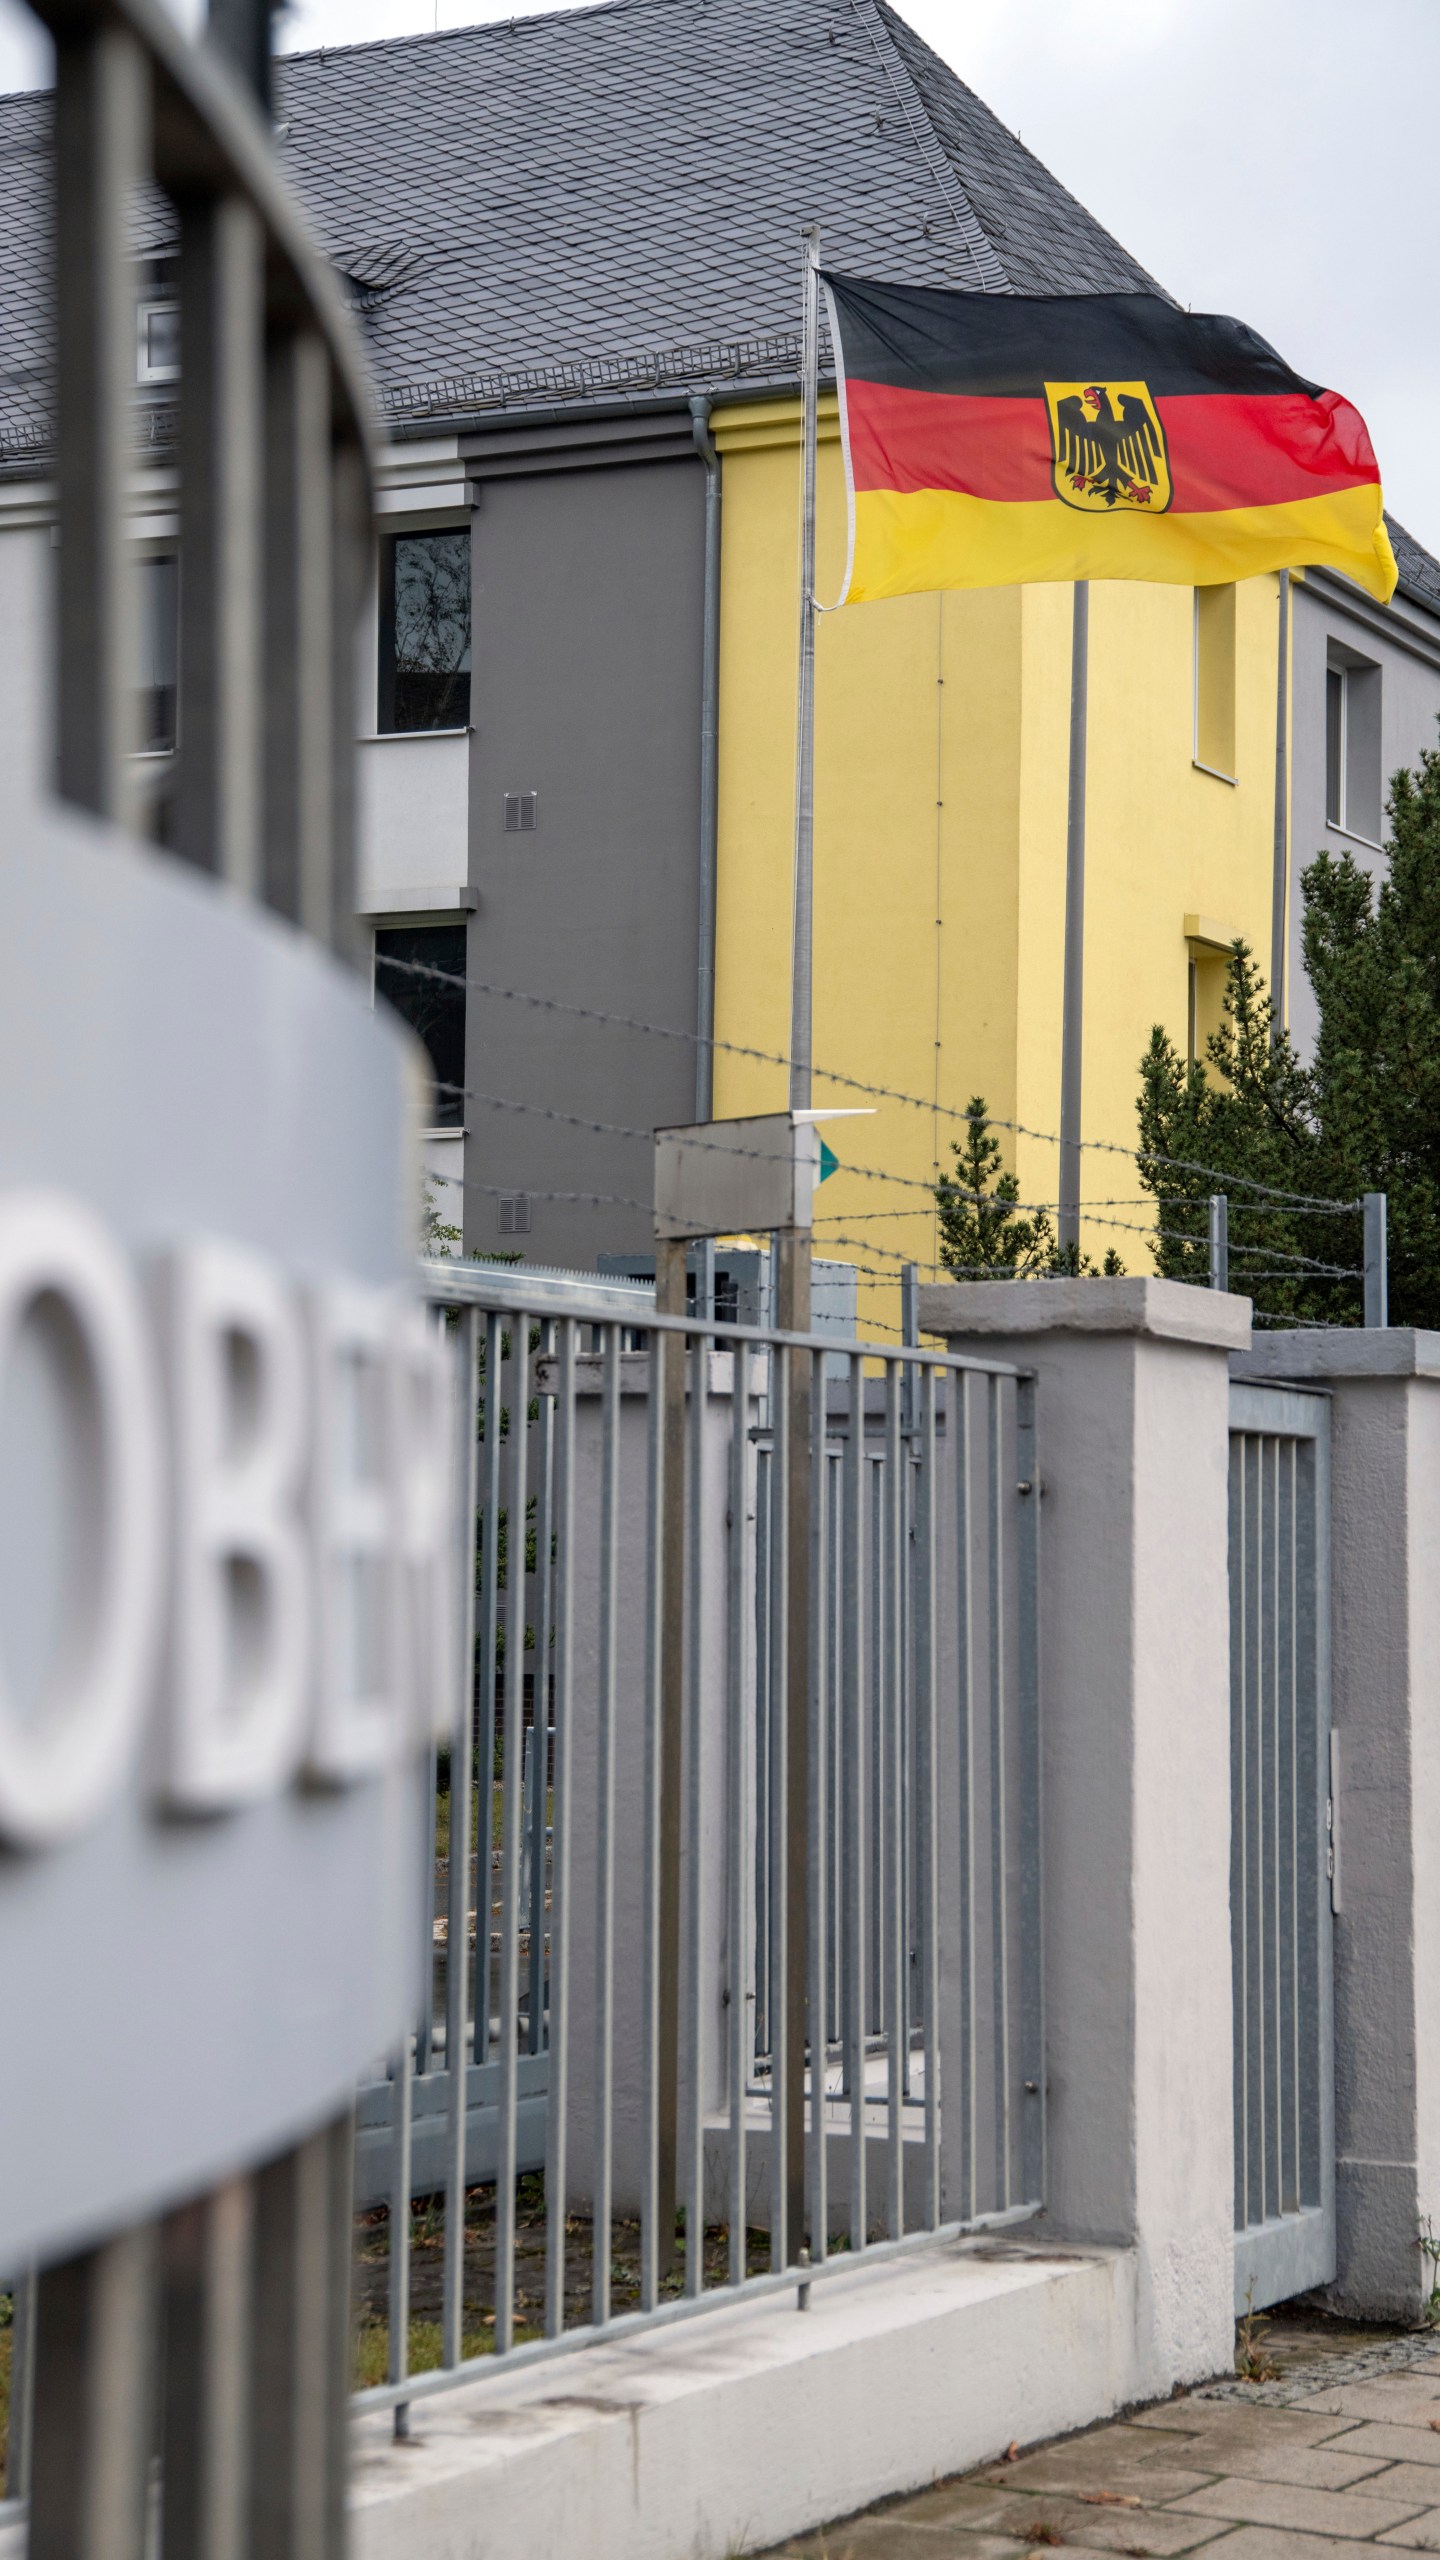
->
[690, 393, 721, 1121]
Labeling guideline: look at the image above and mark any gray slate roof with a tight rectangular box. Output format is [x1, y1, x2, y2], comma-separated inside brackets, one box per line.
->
[0, 0, 1434, 611]
[269, 0, 1164, 422]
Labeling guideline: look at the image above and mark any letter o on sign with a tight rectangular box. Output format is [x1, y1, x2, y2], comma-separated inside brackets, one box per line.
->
[0, 1192, 163, 1845]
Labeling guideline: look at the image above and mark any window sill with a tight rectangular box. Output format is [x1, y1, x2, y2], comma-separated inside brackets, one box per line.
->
[361, 726, 471, 744]
[423, 1126, 466, 1140]
[1326, 820, 1385, 854]
[1192, 758, 1238, 787]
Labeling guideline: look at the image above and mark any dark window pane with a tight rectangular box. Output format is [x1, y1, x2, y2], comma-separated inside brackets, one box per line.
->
[378, 529, 471, 733]
[1325, 665, 1345, 827]
[138, 553, 178, 753]
[374, 924, 467, 1127]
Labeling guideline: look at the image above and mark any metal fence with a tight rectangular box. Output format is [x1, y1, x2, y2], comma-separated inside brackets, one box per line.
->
[351, 1261, 1044, 2428]
[1228, 1381, 1335, 2313]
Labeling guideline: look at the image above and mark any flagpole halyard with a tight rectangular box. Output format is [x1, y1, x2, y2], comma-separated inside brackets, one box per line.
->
[788, 224, 821, 1116]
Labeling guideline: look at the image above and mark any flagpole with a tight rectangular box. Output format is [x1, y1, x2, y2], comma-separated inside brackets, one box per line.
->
[789, 223, 821, 1114]
[1057, 581, 1089, 1256]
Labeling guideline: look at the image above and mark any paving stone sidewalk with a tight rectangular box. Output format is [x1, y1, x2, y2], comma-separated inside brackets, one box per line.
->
[765, 2320, 1440, 2560]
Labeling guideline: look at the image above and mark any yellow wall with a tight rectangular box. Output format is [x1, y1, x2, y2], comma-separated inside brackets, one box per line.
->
[710, 396, 1281, 1318]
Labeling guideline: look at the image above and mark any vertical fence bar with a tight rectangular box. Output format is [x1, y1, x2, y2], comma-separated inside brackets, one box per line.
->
[1209, 1194, 1229, 1293]
[753, 1442, 771, 2061]
[159, 2179, 253, 2560]
[544, 1322, 577, 2339]
[28, 2231, 158, 2560]
[954, 1370, 977, 2223]
[640, 1324, 666, 2314]
[442, 1309, 482, 2370]
[987, 1376, 1011, 2208]
[685, 1319, 708, 2296]
[593, 1324, 622, 2326]
[528, 1322, 556, 2058]
[883, 1362, 906, 2239]
[475, 1311, 505, 2072]
[916, 1366, 941, 2226]
[6, 2270, 35, 2501]
[1230, 1434, 1248, 2230]
[843, 1352, 868, 2248]
[386, 2033, 413, 2437]
[493, 1310, 531, 2354]
[727, 1338, 752, 2287]
[807, 1345, 830, 2263]
[768, 1340, 791, 2267]
[1364, 1192, 1388, 1328]
[176, 191, 266, 894]
[1015, 1374, 1044, 2205]
[53, 22, 147, 827]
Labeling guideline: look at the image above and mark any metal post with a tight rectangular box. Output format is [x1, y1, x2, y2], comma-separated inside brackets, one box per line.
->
[777, 1227, 811, 2261]
[1270, 569, 1290, 1036]
[655, 1235, 688, 2276]
[159, 2178, 254, 2560]
[1364, 1192, 1388, 1329]
[900, 1260, 919, 1435]
[1058, 583, 1089, 1255]
[788, 225, 821, 1114]
[27, 2230, 158, 2560]
[1209, 1194, 1229, 1293]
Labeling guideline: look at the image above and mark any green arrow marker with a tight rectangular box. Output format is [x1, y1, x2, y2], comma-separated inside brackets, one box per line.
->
[818, 1139, 839, 1183]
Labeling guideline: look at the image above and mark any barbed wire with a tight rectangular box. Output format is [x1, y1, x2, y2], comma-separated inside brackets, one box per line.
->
[437, 1081, 941, 1193]
[377, 953, 1363, 1214]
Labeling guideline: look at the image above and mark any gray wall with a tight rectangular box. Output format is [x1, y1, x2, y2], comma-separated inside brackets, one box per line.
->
[1288, 571, 1440, 1057]
[463, 442, 706, 1266]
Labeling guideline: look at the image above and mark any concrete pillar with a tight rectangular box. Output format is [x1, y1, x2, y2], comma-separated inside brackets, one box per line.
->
[1235, 1327, 1440, 2318]
[919, 1276, 1247, 2396]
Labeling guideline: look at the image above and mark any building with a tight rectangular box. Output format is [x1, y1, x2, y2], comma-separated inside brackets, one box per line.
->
[0, 0, 1436, 1300]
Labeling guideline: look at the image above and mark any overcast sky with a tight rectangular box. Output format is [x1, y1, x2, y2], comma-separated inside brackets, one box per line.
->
[1, 0, 1434, 551]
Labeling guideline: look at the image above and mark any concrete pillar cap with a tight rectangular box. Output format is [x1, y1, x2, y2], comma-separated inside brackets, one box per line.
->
[1232, 1327, 1440, 1382]
[919, 1275, 1252, 1351]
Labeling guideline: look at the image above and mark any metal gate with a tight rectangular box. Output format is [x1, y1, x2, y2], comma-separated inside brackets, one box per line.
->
[1228, 1383, 1335, 2312]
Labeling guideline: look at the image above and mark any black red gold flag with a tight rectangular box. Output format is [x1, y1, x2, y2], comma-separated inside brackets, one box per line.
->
[823, 275, 1396, 606]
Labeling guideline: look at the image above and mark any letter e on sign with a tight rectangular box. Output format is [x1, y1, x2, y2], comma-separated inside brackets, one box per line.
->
[0, 1191, 164, 1845]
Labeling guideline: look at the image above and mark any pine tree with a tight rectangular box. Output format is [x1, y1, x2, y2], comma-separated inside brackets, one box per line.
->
[936, 1098, 1122, 1279]
[1135, 941, 1357, 1326]
[1303, 741, 1440, 1327]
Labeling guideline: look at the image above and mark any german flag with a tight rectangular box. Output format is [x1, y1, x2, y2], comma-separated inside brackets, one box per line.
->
[824, 274, 1396, 607]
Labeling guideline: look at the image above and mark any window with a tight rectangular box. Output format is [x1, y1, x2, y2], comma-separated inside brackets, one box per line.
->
[377, 529, 471, 733]
[1326, 644, 1382, 842]
[137, 298, 179, 384]
[1194, 585, 1236, 778]
[374, 923, 466, 1128]
[137, 554, 178, 754]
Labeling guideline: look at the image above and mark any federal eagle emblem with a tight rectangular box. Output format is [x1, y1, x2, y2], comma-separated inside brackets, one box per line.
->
[1044, 379, 1172, 515]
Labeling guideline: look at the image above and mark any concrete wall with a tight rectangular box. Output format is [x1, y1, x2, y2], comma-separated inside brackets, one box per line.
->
[462, 451, 706, 1268]
[1287, 572, 1440, 1056]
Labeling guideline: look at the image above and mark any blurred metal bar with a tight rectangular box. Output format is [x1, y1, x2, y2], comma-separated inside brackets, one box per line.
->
[207, 0, 274, 109]
[475, 1311, 504, 2068]
[1016, 1376, 1045, 2205]
[5, 2269, 35, 2502]
[767, 1337, 791, 2266]
[442, 1308, 483, 2370]
[249, 2124, 344, 2560]
[387, 2036, 413, 2439]
[806, 1347, 830, 2263]
[776, 1231, 811, 2263]
[843, 1351, 867, 2250]
[28, 2228, 158, 2560]
[494, 1311, 531, 2353]
[955, 1370, 977, 2223]
[640, 1324, 666, 2314]
[917, 1367, 941, 2224]
[176, 191, 265, 892]
[685, 1316, 708, 2295]
[544, 1322, 578, 2338]
[160, 2177, 253, 2560]
[884, 1363, 905, 2239]
[52, 23, 147, 826]
[1208, 1194, 1229, 1293]
[593, 1323, 622, 2325]
[988, 1376, 1011, 2207]
[1364, 1192, 1388, 1328]
[727, 1337, 752, 2287]
[264, 328, 333, 934]
[326, 438, 370, 960]
[529, 1323, 557, 2058]
[655, 1238, 687, 2281]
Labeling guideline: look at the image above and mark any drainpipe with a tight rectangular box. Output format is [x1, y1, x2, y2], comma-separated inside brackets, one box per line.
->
[689, 394, 721, 1122]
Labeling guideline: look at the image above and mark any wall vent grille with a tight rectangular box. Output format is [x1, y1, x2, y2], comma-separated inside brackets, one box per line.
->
[504, 792, 538, 834]
[497, 1193, 532, 1236]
